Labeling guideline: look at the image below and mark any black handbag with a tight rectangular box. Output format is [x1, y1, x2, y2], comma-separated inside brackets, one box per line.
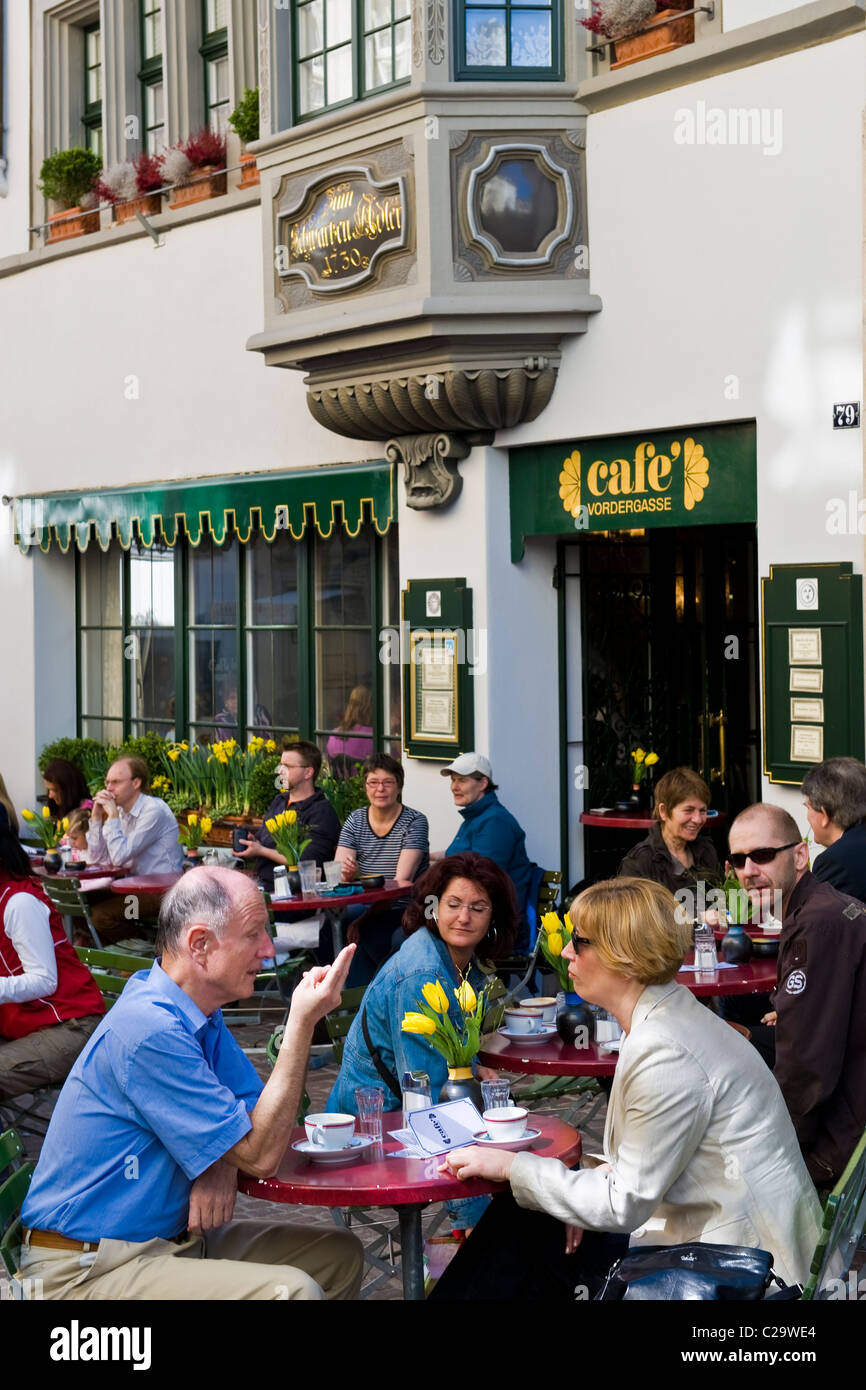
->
[596, 1243, 784, 1301]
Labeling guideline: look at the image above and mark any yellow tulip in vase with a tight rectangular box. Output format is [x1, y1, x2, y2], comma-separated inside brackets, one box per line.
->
[628, 746, 659, 811]
[539, 911, 593, 1047]
[401, 978, 489, 1110]
[20, 806, 68, 872]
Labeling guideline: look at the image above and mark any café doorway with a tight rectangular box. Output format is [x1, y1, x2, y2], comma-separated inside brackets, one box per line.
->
[566, 523, 761, 881]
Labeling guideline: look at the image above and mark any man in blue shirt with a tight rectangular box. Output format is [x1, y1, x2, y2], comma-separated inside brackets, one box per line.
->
[442, 754, 533, 922]
[18, 866, 363, 1300]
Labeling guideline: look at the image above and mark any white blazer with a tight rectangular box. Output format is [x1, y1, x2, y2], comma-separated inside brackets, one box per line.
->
[510, 981, 823, 1286]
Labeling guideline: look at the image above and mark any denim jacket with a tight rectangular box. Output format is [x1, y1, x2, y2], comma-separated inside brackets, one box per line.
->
[327, 928, 488, 1114]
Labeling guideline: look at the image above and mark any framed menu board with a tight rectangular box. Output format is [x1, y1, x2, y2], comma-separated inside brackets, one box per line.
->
[402, 579, 475, 760]
[762, 562, 864, 784]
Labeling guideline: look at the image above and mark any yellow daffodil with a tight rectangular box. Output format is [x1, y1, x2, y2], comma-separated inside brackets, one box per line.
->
[180, 741, 189, 751]
[200, 816, 213, 836]
[540, 911, 562, 936]
[42, 805, 51, 819]
[633, 747, 645, 763]
[266, 740, 277, 753]
[547, 932, 563, 957]
[422, 981, 450, 1014]
[21, 808, 36, 822]
[168, 749, 180, 762]
[60, 818, 69, 833]
[401, 1012, 436, 1036]
[284, 808, 297, 825]
[644, 752, 659, 766]
[456, 980, 477, 1013]
[188, 812, 198, 826]
[265, 818, 277, 833]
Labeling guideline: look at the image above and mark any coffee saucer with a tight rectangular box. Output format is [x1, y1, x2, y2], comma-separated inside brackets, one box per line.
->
[291, 1134, 377, 1165]
[472, 1128, 541, 1153]
[497, 1024, 558, 1045]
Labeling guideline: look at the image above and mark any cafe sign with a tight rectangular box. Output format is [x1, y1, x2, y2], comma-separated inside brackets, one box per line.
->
[509, 421, 757, 560]
[276, 166, 407, 292]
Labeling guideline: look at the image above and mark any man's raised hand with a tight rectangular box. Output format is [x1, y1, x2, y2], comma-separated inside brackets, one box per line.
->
[288, 945, 356, 1030]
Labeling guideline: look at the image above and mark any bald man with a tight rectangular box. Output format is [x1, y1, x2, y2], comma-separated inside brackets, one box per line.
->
[18, 867, 364, 1300]
[728, 804, 866, 1190]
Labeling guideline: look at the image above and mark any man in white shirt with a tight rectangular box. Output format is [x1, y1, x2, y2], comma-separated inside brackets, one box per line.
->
[86, 757, 183, 941]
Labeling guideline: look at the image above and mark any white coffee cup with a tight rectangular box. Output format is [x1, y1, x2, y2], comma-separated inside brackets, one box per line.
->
[304, 1113, 356, 1151]
[482, 1106, 528, 1143]
[504, 1007, 542, 1034]
[520, 997, 556, 1024]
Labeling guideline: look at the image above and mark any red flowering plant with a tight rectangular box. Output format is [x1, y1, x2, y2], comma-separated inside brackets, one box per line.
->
[95, 151, 165, 205]
[134, 151, 164, 193]
[182, 128, 227, 170]
[580, 1, 683, 38]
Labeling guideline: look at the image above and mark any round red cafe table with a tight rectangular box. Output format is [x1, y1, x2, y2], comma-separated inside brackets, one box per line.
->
[35, 862, 128, 881]
[238, 1110, 581, 1300]
[109, 873, 182, 895]
[479, 959, 777, 1080]
[270, 879, 408, 954]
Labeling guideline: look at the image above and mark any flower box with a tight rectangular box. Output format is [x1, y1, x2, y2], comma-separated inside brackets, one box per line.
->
[115, 192, 163, 225]
[168, 166, 228, 209]
[611, 7, 694, 69]
[238, 153, 260, 189]
[45, 206, 100, 244]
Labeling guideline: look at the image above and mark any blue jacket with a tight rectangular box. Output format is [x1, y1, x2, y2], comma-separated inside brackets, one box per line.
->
[327, 928, 487, 1113]
[446, 791, 533, 914]
[812, 819, 866, 904]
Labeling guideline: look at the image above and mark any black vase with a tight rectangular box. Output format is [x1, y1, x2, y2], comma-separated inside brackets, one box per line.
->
[43, 851, 62, 873]
[438, 1069, 484, 1112]
[287, 870, 301, 897]
[556, 993, 593, 1046]
[721, 924, 753, 964]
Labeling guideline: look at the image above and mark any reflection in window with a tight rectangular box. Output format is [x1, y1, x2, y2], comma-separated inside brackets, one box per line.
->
[314, 530, 373, 752]
[364, 0, 411, 92]
[140, 2, 165, 152]
[129, 544, 176, 736]
[202, 0, 231, 133]
[246, 535, 299, 738]
[462, 0, 555, 73]
[79, 546, 124, 744]
[189, 538, 239, 743]
[83, 23, 103, 157]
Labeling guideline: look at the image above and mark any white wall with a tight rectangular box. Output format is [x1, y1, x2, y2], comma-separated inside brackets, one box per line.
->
[723, 0, 817, 31]
[0, 0, 31, 258]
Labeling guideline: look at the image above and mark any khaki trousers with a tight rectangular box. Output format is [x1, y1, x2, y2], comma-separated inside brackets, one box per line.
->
[0, 1015, 101, 1101]
[18, 1219, 364, 1301]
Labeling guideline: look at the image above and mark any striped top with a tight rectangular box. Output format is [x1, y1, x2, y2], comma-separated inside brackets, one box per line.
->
[338, 805, 429, 880]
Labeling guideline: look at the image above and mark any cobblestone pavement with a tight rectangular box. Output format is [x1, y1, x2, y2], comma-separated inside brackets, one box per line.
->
[8, 1008, 607, 1302]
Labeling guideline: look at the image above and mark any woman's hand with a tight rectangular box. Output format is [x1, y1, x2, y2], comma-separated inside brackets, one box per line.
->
[564, 1224, 584, 1255]
[234, 836, 263, 859]
[438, 1146, 515, 1184]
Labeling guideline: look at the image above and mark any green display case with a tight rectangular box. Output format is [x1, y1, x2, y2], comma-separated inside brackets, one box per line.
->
[401, 578, 475, 761]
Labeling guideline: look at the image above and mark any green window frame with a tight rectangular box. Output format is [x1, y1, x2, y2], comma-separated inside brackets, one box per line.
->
[201, 0, 231, 133]
[82, 21, 103, 158]
[76, 523, 400, 759]
[292, 0, 411, 124]
[139, 1, 165, 154]
[456, 0, 562, 80]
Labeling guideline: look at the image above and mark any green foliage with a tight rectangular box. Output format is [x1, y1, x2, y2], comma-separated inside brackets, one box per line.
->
[39, 147, 101, 209]
[228, 87, 259, 146]
[38, 737, 106, 777]
[248, 753, 281, 817]
[319, 765, 368, 825]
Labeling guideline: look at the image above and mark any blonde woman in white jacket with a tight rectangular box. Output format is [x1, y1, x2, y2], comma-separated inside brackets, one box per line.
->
[434, 878, 822, 1301]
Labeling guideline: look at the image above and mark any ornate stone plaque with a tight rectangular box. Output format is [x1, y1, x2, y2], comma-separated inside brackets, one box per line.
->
[276, 167, 407, 292]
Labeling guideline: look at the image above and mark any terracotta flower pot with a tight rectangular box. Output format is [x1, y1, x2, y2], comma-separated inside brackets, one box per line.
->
[115, 192, 163, 225]
[45, 206, 100, 244]
[238, 153, 260, 189]
[168, 165, 228, 209]
[611, 7, 695, 69]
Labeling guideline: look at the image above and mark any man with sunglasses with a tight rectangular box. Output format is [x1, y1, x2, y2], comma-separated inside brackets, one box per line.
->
[727, 803, 866, 1190]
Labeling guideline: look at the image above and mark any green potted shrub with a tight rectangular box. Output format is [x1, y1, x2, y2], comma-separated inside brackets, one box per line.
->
[228, 87, 260, 188]
[39, 147, 102, 243]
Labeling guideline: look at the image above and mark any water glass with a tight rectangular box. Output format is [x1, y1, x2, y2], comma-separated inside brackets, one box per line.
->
[480, 1079, 512, 1111]
[324, 860, 343, 890]
[401, 1070, 432, 1131]
[355, 1085, 384, 1141]
[298, 860, 318, 899]
[693, 923, 718, 972]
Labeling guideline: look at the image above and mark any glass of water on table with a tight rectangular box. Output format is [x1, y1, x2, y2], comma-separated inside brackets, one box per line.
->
[355, 1086, 384, 1141]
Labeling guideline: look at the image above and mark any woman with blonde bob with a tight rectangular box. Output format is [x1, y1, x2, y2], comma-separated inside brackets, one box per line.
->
[432, 877, 823, 1301]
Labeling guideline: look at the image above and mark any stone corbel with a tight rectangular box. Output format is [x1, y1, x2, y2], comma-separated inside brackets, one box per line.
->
[386, 431, 491, 509]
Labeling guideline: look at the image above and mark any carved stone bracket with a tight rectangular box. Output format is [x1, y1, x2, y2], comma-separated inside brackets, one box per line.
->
[386, 431, 492, 509]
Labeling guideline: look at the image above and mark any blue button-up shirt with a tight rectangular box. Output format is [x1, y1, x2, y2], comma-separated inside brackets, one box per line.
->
[22, 962, 263, 1242]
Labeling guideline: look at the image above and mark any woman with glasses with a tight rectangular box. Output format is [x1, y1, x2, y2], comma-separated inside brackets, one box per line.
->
[431, 876, 822, 1300]
[333, 753, 429, 985]
[617, 767, 719, 897]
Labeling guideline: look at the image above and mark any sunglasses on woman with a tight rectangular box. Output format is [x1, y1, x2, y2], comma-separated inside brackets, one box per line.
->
[570, 930, 593, 952]
[727, 840, 800, 870]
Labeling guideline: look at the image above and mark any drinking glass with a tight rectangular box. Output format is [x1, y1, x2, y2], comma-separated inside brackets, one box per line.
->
[324, 860, 342, 890]
[355, 1085, 384, 1141]
[298, 861, 318, 899]
[401, 1070, 432, 1130]
[481, 1079, 512, 1111]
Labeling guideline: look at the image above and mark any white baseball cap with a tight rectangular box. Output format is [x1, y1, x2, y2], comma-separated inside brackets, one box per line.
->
[440, 753, 493, 779]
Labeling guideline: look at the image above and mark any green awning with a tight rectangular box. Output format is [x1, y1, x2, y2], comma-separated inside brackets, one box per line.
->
[14, 462, 395, 553]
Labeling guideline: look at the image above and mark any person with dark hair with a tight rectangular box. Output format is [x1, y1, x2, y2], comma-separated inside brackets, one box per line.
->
[441, 754, 533, 926]
[17, 867, 363, 1300]
[236, 739, 340, 892]
[42, 759, 92, 819]
[327, 851, 516, 1112]
[334, 753, 429, 985]
[727, 802, 866, 1190]
[617, 766, 719, 896]
[0, 803, 104, 1103]
[802, 756, 866, 902]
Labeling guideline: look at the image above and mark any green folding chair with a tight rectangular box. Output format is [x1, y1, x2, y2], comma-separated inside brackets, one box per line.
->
[41, 874, 102, 947]
[74, 945, 153, 1009]
[0, 1127, 35, 1287]
[801, 1126, 866, 1299]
